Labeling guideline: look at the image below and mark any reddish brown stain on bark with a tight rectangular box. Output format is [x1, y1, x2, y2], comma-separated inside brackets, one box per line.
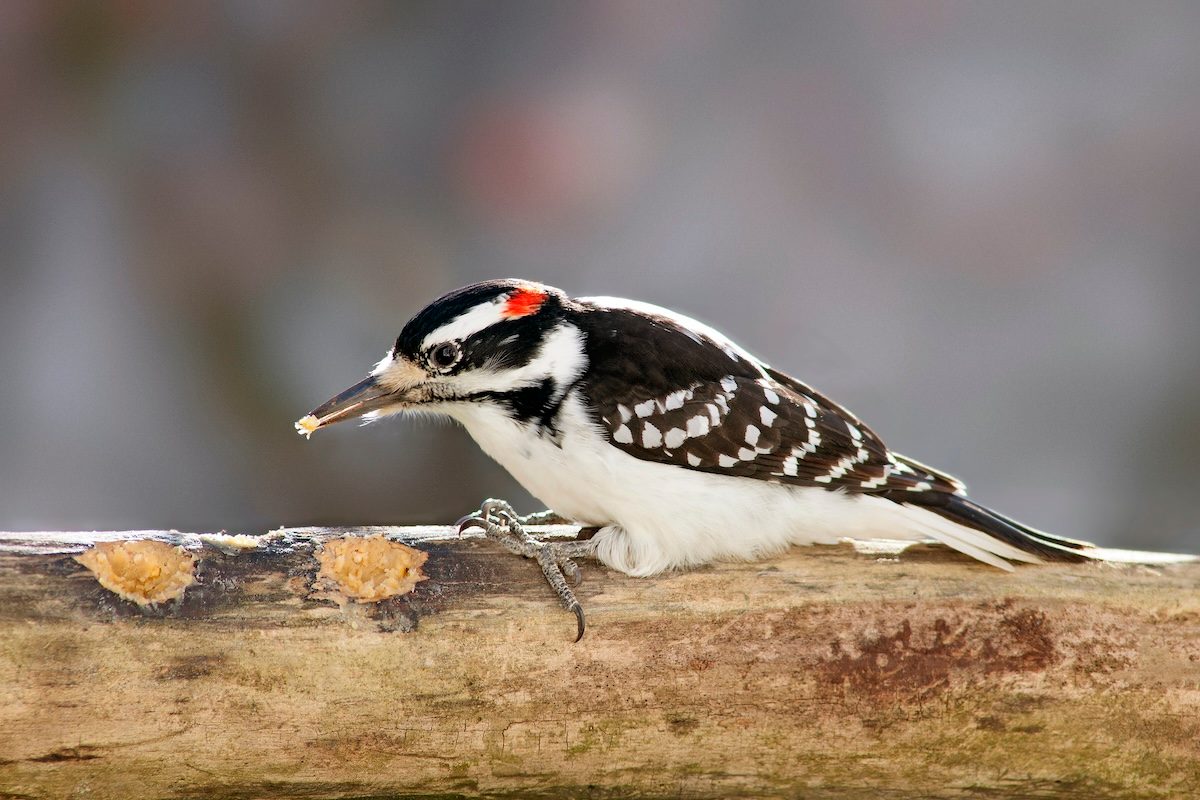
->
[818, 603, 1057, 699]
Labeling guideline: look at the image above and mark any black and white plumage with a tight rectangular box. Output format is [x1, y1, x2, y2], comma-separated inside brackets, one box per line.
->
[297, 279, 1191, 585]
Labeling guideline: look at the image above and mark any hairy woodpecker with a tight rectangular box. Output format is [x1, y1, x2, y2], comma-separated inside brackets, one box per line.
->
[297, 279, 1191, 639]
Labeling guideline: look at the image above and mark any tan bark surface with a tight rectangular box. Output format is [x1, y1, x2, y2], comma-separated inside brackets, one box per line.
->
[1, 527, 1199, 799]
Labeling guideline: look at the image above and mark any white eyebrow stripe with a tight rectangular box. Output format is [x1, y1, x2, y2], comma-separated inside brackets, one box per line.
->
[419, 295, 509, 352]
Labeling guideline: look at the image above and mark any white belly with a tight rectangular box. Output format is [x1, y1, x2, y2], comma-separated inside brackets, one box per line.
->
[449, 393, 952, 576]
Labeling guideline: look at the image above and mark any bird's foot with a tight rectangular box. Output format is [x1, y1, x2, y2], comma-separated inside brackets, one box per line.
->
[456, 498, 572, 527]
[458, 498, 595, 641]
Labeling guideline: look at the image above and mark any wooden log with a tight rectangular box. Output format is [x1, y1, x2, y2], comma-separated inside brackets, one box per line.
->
[1, 527, 1199, 799]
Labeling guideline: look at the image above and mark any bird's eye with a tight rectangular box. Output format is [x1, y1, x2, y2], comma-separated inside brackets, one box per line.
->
[430, 342, 462, 370]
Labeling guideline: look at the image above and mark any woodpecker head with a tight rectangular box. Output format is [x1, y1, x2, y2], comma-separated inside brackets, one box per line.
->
[296, 279, 586, 437]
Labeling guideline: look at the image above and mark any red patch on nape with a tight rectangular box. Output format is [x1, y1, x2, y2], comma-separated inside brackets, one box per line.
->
[501, 288, 548, 319]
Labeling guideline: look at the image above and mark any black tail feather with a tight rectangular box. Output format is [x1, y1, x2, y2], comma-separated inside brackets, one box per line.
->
[883, 490, 1092, 562]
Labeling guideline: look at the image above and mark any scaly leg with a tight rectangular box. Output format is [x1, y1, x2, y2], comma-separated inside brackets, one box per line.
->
[458, 498, 596, 641]
[456, 498, 572, 527]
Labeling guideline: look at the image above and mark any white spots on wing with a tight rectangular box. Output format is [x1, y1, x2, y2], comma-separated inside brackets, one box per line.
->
[744, 425, 760, 446]
[737, 447, 756, 461]
[847, 423, 863, 441]
[663, 389, 690, 411]
[815, 446, 871, 485]
[714, 394, 731, 413]
[613, 424, 633, 444]
[720, 376, 737, 392]
[641, 423, 663, 449]
[760, 406, 777, 426]
[797, 429, 822, 455]
[664, 427, 686, 449]
[821, 459, 852, 483]
[781, 454, 798, 476]
[718, 454, 739, 468]
[762, 385, 780, 405]
[860, 465, 894, 490]
[804, 417, 816, 429]
[802, 399, 818, 418]
[634, 399, 656, 418]
[617, 404, 632, 423]
[706, 404, 721, 425]
[686, 453, 703, 467]
[908, 481, 933, 492]
[687, 414, 710, 437]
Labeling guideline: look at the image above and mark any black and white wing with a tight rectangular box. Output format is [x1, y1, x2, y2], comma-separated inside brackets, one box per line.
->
[577, 300, 960, 495]
[587, 364, 961, 497]
[576, 301, 1091, 563]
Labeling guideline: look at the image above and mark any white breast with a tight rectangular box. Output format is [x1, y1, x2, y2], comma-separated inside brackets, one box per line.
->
[449, 390, 983, 576]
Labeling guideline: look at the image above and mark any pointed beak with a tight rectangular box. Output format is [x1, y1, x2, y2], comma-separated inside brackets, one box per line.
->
[295, 375, 405, 439]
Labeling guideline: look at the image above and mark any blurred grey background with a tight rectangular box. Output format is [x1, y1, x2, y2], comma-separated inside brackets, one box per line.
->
[1, 1, 1197, 552]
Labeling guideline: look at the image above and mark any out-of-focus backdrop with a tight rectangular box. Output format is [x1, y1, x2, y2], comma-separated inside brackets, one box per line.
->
[2, 2, 1198, 551]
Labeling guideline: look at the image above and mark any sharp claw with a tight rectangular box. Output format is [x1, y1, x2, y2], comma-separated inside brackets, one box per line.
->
[457, 515, 488, 535]
[462, 498, 592, 642]
[479, 499, 516, 523]
[572, 604, 586, 642]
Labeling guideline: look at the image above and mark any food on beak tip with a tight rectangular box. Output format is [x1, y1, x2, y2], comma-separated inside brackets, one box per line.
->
[294, 415, 320, 439]
[294, 398, 369, 439]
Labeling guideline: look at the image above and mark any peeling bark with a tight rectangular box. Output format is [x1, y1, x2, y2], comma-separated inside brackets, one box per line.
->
[1, 527, 1199, 799]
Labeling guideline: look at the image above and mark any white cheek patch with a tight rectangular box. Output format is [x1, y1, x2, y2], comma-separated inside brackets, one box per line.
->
[445, 322, 587, 399]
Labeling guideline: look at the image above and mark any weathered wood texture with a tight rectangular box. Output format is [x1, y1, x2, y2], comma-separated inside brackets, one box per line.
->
[2, 527, 1199, 800]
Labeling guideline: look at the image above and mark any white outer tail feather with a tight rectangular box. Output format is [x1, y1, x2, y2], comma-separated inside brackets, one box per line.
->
[879, 500, 1034, 571]
[1082, 547, 1198, 564]
[879, 498, 1197, 568]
